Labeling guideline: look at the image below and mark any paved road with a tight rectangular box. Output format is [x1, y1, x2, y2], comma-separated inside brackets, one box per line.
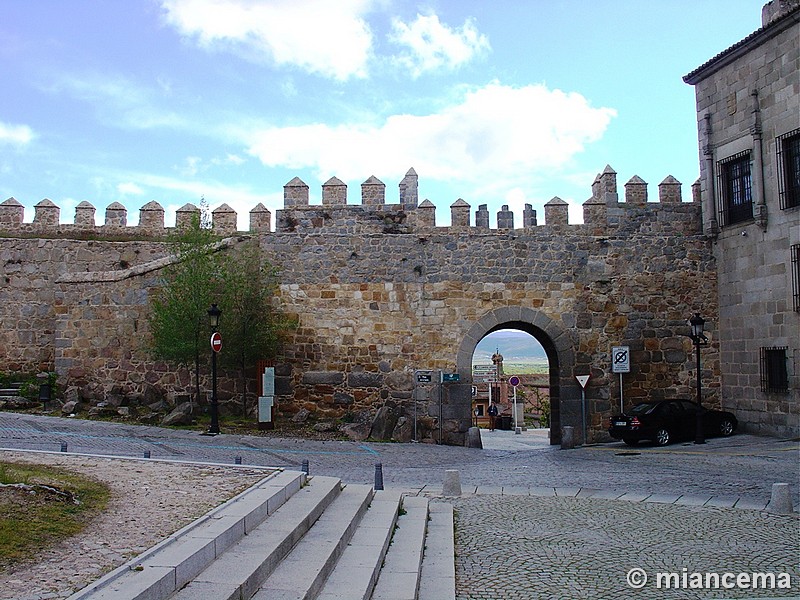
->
[1, 413, 797, 506]
[1, 413, 798, 599]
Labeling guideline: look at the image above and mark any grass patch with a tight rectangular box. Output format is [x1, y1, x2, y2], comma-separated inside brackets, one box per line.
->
[0, 461, 110, 568]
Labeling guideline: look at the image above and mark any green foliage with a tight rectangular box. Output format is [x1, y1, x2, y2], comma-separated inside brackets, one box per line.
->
[0, 371, 58, 401]
[147, 215, 294, 414]
[148, 215, 223, 367]
[537, 398, 551, 428]
[217, 239, 296, 414]
[0, 461, 110, 565]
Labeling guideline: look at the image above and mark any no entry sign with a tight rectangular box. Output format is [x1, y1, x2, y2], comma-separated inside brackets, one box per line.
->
[210, 332, 222, 353]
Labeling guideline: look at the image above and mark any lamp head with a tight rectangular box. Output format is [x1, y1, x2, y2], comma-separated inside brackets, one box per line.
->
[689, 313, 705, 338]
[208, 303, 222, 329]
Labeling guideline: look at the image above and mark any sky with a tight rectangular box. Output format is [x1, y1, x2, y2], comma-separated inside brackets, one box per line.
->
[1, 1, 769, 230]
[474, 329, 547, 365]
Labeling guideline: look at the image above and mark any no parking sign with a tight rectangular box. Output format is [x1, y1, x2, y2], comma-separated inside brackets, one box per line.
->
[612, 346, 630, 373]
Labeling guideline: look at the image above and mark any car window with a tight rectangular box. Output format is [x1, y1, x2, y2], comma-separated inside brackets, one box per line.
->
[659, 401, 686, 416]
[629, 403, 657, 415]
[678, 401, 698, 413]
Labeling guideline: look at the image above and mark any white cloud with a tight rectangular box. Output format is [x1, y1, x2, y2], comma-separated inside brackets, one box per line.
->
[117, 182, 145, 196]
[179, 156, 203, 176]
[0, 121, 35, 146]
[211, 153, 246, 166]
[47, 72, 185, 130]
[130, 172, 280, 230]
[390, 14, 489, 77]
[245, 82, 616, 190]
[160, 0, 375, 80]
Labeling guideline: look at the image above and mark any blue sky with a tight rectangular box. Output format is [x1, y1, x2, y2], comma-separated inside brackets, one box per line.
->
[1, 1, 767, 229]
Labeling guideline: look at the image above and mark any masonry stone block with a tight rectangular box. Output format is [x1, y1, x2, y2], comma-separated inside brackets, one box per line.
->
[348, 372, 383, 388]
[303, 371, 345, 385]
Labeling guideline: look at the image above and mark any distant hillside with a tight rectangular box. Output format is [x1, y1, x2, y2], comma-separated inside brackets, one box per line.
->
[473, 329, 548, 364]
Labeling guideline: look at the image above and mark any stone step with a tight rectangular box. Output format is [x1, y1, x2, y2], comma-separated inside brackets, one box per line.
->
[316, 490, 403, 600]
[417, 502, 456, 600]
[66, 469, 309, 600]
[70, 475, 456, 600]
[170, 475, 344, 600]
[250, 483, 374, 600]
[370, 495, 430, 600]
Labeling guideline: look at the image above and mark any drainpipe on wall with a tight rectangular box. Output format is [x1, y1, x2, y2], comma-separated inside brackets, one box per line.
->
[750, 89, 768, 230]
[702, 113, 720, 238]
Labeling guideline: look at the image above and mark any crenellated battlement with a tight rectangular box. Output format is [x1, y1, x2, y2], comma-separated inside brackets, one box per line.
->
[0, 165, 702, 239]
[0, 196, 272, 238]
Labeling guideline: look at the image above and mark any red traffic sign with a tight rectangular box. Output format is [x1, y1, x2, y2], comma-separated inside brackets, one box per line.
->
[575, 375, 590, 388]
[210, 332, 222, 353]
[508, 376, 521, 387]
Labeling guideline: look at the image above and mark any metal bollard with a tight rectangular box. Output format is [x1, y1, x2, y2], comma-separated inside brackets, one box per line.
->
[374, 463, 384, 491]
[235, 456, 242, 465]
[60, 442, 68, 452]
[143, 450, 151, 458]
[301, 459, 309, 475]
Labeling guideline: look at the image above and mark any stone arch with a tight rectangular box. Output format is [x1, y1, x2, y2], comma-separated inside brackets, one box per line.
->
[455, 306, 578, 444]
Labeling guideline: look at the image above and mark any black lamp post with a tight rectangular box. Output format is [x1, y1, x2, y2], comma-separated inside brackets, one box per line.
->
[688, 313, 709, 444]
[207, 303, 222, 435]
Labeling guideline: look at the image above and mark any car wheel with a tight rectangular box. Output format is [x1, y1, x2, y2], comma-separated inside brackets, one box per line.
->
[622, 438, 639, 446]
[719, 419, 735, 437]
[654, 428, 671, 446]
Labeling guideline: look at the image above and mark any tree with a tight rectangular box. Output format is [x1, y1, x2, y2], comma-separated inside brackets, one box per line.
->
[148, 214, 223, 407]
[148, 216, 293, 415]
[217, 239, 295, 415]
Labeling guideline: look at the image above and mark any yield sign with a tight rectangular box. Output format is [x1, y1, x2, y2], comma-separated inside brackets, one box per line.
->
[210, 332, 222, 353]
[575, 375, 590, 389]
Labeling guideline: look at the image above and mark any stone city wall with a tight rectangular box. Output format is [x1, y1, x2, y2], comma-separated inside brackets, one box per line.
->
[0, 166, 718, 444]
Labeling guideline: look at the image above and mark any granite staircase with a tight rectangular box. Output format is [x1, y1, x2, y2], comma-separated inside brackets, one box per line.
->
[68, 470, 455, 600]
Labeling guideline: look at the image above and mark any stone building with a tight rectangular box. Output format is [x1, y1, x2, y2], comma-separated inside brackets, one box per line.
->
[683, 0, 799, 437]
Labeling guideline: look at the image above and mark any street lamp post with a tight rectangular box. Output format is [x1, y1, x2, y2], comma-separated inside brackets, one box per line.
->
[207, 303, 222, 435]
[688, 313, 709, 445]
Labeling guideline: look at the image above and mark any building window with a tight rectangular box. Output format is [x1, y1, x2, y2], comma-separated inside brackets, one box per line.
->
[760, 347, 789, 393]
[717, 151, 753, 225]
[793, 244, 800, 312]
[777, 129, 800, 210]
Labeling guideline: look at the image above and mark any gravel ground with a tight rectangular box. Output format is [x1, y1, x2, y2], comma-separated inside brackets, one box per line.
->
[0, 451, 273, 600]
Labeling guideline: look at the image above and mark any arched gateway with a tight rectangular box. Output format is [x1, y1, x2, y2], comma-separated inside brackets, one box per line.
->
[455, 307, 577, 445]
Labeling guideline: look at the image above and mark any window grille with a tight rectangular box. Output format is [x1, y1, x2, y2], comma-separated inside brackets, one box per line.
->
[777, 129, 800, 210]
[717, 150, 753, 226]
[793, 244, 800, 312]
[760, 347, 789, 393]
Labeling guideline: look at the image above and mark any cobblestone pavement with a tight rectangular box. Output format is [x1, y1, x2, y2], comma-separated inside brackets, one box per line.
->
[451, 495, 799, 599]
[1, 412, 798, 599]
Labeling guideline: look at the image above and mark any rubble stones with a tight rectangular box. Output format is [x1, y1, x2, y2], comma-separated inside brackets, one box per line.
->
[160, 402, 193, 426]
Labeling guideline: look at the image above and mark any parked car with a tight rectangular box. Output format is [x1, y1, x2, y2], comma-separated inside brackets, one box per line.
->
[608, 399, 737, 446]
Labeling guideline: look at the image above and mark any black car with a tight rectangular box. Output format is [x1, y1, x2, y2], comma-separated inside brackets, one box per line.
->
[608, 399, 737, 446]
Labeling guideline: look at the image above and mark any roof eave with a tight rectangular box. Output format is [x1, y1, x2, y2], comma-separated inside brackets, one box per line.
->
[683, 7, 800, 85]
